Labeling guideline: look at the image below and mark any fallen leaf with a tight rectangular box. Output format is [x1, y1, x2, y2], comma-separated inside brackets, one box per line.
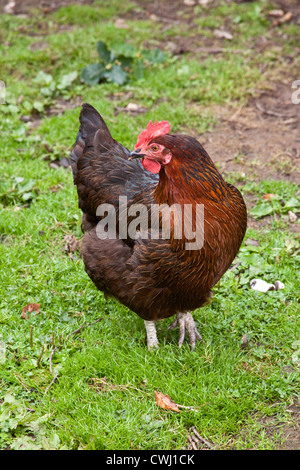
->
[116, 102, 148, 115]
[241, 333, 250, 349]
[114, 18, 129, 29]
[49, 157, 70, 169]
[213, 29, 233, 40]
[63, 234, 80, 254]
[155, 391, 180, 412]
[21, 303, 40, 319]
[278, 11, 292, 23]
[268, 9, 284, 17]
[262, 193, 276, 200]
[49, 183, 64, 193]
[272, 11, 292, 26]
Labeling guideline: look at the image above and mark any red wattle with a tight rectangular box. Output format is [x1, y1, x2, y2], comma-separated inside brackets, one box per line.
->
[142, 158, 161, 174]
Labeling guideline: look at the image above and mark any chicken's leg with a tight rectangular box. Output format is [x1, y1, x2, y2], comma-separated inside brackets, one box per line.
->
[144, 320, 159, 350]
[168, 312, 202, 351]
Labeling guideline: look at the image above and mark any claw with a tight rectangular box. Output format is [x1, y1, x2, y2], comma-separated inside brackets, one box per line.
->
[168, 312, 202, 351]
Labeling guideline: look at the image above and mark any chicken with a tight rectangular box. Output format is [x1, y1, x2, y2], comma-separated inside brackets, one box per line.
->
[69, 104, 247, 350]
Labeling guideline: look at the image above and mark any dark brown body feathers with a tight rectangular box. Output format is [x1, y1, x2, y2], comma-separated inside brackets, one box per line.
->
[70, 104, 247, 321]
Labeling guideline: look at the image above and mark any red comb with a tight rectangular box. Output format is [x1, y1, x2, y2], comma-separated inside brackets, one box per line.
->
[135, 120, 171, 149]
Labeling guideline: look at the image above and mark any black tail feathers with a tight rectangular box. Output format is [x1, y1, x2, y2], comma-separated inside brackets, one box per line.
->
[69, 103, 113, 184]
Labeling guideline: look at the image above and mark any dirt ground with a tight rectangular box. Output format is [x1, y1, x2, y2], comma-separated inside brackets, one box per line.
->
[1, 0, 299, 450]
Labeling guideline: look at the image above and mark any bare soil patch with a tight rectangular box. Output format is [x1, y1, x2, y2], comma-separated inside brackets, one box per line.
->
[236, 399, 300, 450]
[258, 400, 300, 450]
[202, 81, 300, 185]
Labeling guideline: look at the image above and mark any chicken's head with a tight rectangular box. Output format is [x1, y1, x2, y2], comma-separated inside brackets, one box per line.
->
[130, 120, 172, 174]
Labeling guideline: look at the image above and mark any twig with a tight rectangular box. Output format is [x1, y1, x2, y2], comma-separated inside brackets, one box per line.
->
[195, 47, 248, 55]
[190, 426, 215, 449]
[30, 325, 33, 348]
[225, 154, 238, 163]
[176, 403, 201, 412]
[228, 104, 244, 122]
[44, 375, 59, 395]
[255, 101, 291, 118]
[14, 372, 31, 391]
[187, 431, 198, 450]
[49, 345, 58, 375]
[229, 261, 242, 271]
[46, 317, 103, 393]
[65, 317, 102, 342]
[37, 346, 45, 368]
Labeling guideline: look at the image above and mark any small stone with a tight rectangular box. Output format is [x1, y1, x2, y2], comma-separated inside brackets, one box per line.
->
[288, 210, 297, 222]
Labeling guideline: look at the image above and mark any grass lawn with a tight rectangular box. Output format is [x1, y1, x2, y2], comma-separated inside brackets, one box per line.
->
[0, 0, 299, 450]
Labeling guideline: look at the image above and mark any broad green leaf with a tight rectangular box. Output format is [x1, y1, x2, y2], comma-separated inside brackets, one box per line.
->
[40, 85, 55, 96]
[33, 101, 45, 113]
[81, 63, 106, 85]
[33, 71, 53, 85]
[250, 202, 275, 219]
[283, 197, 300, 211]
[132, 59, 144, 79]
[17, 180, 35, 194]
[7, 104, 19, 114]
[3, 393, 15, 404]
[142, 48, 166, 64]
[0, 341, 6, 364]
[57, 71, 78, 90]
[116, 55, 133, 68]
[97, 40, 114, 63]
[111, 43, 136, 58]
[21, 192, 34, 201]
[14, 176, 24, 184]
[10, 436, 42, 450]
[104, 65, 127, 85]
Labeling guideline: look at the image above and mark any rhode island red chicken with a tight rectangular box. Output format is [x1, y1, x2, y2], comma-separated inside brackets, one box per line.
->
[70, 104, 247, 350]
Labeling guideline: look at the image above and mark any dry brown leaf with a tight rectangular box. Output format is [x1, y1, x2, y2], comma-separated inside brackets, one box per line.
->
[155, 391, 180, 412]
[21, 303, 40, 319]
[262, 193, 275, 200]
[272, 11, 292, 26]
[241, 333, 250, 349]
[268, 9, 284, 17]
[63, 234, 80, 254]
[278, 11, 292, 23]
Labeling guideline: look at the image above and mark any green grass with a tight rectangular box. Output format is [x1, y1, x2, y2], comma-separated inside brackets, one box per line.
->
[0, 0, 299, 450]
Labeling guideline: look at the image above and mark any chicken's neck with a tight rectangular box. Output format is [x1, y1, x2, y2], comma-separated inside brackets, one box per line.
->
[154, 157, 229, 206]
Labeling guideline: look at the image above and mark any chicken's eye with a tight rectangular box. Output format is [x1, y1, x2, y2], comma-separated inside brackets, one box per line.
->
[151, 145, 159, 152]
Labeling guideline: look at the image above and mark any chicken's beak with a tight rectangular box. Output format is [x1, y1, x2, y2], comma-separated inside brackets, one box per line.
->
[129, 149, 145, 160]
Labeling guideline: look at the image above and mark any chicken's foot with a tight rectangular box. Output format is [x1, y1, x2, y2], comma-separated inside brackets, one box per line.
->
[168, 312, 202, 351]
[144, 320, 159, 350]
